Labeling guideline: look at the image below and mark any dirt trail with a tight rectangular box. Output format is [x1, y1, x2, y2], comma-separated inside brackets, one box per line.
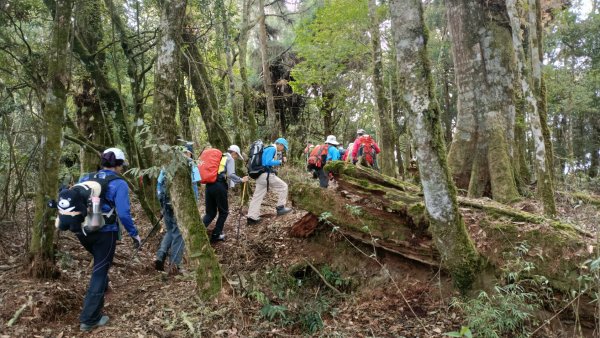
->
[1, 183, 590, 337]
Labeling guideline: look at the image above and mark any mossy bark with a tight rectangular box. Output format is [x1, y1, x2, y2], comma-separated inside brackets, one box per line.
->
[292, 162, 594, 295]
[390, 0, 480, 291]
[257, 0, 280, 140]
[30, 0, 72, 279]
[153, 0, 222, 299]
[445, 0, 520, 203]
[181, 31, 231, 150]
[368, 0, 396, 178]
[507, 0, 556, 216]
[238, 0, 258, 141]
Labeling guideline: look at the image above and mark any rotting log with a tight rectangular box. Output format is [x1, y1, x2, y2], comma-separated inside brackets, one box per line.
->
[290, 161, 594, 294]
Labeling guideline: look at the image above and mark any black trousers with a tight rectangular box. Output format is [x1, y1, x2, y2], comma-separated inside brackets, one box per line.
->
[203, 179, 229, 240]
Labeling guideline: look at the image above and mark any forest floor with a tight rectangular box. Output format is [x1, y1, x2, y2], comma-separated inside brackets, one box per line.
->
[0, 172, 598, 337]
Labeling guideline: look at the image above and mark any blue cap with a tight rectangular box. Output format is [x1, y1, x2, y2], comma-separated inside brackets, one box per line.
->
[275, 138, 289, 151]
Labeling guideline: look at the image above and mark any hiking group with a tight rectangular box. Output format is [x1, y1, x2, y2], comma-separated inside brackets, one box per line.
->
[54, 137, 293, 331]
[304, 128, 381, 188]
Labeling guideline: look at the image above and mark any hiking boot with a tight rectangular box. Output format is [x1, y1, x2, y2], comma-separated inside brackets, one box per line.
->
[154, 259, 165, 271]
[247, 217, 261, 225]
[210, 233, 226, 243]
[80, 315, 109, 332]
[276, 205, 292, 216]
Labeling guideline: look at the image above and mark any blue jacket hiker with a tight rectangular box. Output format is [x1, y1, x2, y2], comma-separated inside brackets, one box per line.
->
[76, 148, 141, 332]
[318, 135, 341, 188]
[247, 138, 292, 224]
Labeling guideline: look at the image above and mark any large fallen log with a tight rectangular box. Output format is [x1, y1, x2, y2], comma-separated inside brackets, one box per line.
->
[290, 161, 595, 294]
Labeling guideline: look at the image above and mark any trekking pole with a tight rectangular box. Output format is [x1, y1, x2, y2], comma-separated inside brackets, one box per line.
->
[131, 213, 164, 261]
[236, 181, 247, 242]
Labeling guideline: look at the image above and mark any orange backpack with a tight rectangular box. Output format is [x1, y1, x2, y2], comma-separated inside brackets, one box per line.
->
[307, 144, 329, 170]
[198, 148, 227, 184]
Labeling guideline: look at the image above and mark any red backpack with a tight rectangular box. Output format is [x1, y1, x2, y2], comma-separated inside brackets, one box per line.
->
[358, 136, 376, 165]
[307, 144, 329, 170]
[198, 148, 227, 184]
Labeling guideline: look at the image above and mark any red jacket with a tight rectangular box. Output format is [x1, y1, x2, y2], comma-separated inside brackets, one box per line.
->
[351, 135, 381, 159]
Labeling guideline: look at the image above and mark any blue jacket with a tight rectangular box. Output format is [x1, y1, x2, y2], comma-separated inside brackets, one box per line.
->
[262, 146, 281, 168]
[80, 170, 138, 237]
[326, 145, 341, 162]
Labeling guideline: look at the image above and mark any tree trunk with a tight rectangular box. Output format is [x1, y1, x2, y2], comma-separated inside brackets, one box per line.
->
[75, 79, 105, 173]
[390, 0, 479, 291]
[507, 0, 556, 216]
[153, 0, 222, 299]
[178, 80, 192, 141]
[239, 0, 257, 141]
[257, 0, 279, 140]
[217, 0, 243, 146]
[290, 162, 594, 295]
[445, 0, 520, 203]
[30, 0, 72, 279]
[368, 0, 396, 178]
[181, 31, 231, 150]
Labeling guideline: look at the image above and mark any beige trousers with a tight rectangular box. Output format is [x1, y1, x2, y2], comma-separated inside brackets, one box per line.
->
[247, 172, 288, 219]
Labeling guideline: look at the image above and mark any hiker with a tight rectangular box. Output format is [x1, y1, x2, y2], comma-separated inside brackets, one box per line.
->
[247, 138, 292, 225]
[343, 142, 354, 162]
[352, 129, 381, 169]
[317, 135, 341, 188]
[303, 142, 318, 179]
[201, 145, 248, 243]
[183, 143, 201, 201]
[75, 148, 141, 332]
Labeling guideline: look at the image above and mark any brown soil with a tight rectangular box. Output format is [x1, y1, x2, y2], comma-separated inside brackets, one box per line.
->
[0, 180, 597, 337]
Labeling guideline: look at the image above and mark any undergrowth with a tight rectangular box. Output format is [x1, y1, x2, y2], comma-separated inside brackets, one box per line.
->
[448, 242, 546, 338]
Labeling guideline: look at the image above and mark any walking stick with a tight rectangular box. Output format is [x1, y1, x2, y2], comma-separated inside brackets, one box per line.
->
[131, 213, 164, 261]
[236, 181, 247, 242]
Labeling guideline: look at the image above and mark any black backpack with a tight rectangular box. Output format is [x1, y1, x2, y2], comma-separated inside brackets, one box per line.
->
[56, 172, 122, 234]
[247, 140, 266, 179]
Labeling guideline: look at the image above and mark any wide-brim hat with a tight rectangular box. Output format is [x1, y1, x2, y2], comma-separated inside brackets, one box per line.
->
[325, 135, 339, 145]
[227, 145, 244, 160]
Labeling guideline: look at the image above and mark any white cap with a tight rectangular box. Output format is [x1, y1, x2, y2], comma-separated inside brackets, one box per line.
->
[325, 135, 339, 145]
[103, 147, 128, 166]
[227, 145, 244, 160]
[357, 129, 366, 135]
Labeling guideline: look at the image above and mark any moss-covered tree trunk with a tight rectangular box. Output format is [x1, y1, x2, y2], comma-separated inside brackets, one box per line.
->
[75, 79, 105, 173]
[507, 0, 556, 216]
[291, 162, 594, 296]
[181, 31, 231, 150]
[153, 0, 222, 299]
[30, 0, 72, 278]
[445, 0, 520, 203]
[390, 0, 479, 291]
[239, 0, 257, 142]
[257, 0, 280, 140]
[368, 0, 396, 177]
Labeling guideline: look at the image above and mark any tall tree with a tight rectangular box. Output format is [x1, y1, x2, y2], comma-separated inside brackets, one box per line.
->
[390, 0, 479, 291]
[30, 0, 72, 278]
[445, 0, 520, 203]
[153, 0, 222, 299]
[367, 0, 396, 177]
[257, 0, 280, 140]
[238, 0, 258, 141]
[507, 0, 556, 216]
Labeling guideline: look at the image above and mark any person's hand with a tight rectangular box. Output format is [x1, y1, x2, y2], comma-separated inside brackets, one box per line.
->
[282, 156, 287, 164]
[132, 235, 142, 250]
[242, 176, 249, 183]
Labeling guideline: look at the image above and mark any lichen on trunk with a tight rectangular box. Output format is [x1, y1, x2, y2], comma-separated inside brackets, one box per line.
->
[30, 0, 73, 279]
[390, 0, 480, 291]
[152, 0, 222, 299]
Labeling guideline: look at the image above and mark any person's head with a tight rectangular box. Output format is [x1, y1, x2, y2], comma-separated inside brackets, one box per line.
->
[274, 138, 289, 152]
[101, 147, 128, 174]
[227, 145, 244, 160]
[357, 128, 366, 137]
[183, 143, 194, 159]
[324, 135, 339, 147]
